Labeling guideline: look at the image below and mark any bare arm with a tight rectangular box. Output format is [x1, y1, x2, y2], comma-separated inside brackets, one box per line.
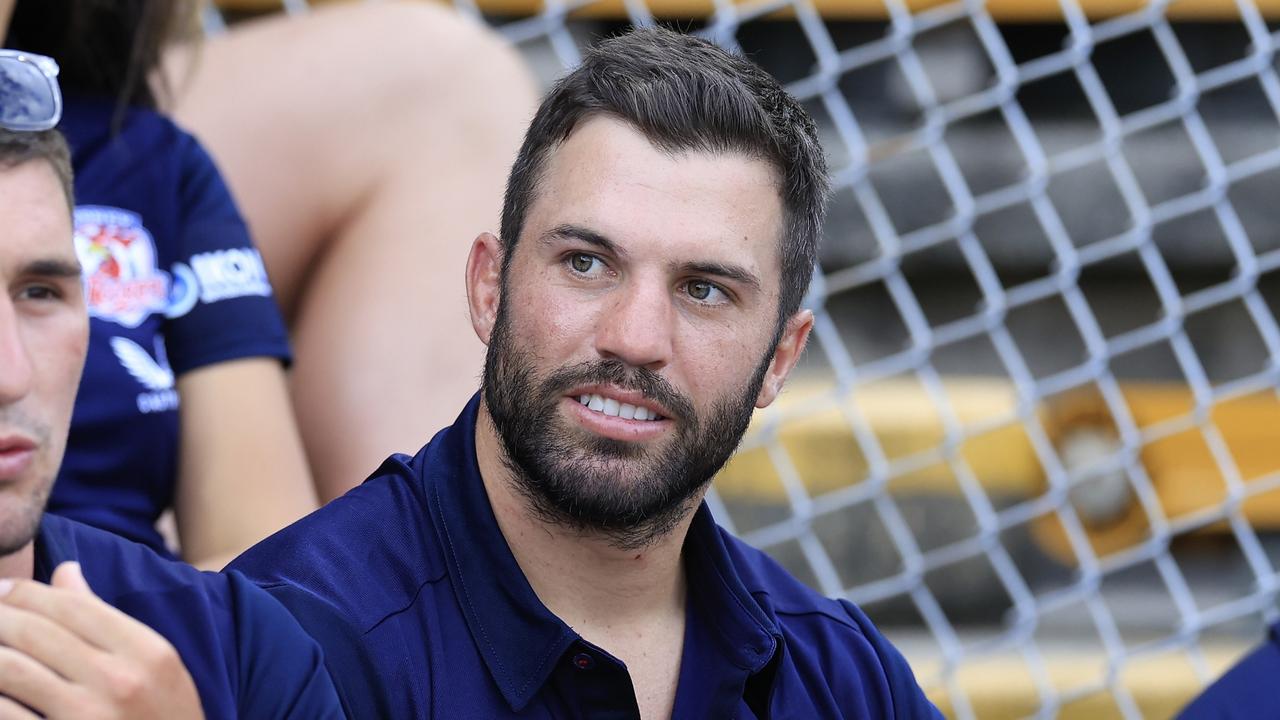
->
[169, 2, 538, 501]
[174, 358, 317, 569]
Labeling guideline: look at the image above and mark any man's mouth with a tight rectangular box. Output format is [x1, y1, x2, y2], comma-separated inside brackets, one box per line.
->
[0, 435, 36, 482]
[575, 393, 664, 422]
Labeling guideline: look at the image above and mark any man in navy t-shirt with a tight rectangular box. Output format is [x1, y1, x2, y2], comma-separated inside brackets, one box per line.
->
[0, 124, 340, 718]
[233, 28, 941, 719]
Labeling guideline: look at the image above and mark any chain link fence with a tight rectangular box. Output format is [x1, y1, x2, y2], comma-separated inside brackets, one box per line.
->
[216, 1, 1280, 716]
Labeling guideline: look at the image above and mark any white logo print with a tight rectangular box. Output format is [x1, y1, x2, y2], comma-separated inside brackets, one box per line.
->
[110, 337, 179, 414]
[189, 248, 272, 303]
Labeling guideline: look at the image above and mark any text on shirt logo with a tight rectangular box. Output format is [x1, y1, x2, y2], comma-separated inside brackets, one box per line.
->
[187, 248, 272, 304]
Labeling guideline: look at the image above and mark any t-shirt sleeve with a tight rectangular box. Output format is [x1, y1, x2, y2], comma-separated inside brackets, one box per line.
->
[225, 571, 345, 720]
[161, 133, 291, 376]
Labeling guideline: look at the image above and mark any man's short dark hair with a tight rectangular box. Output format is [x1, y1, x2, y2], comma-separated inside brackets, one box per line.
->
[499, 26, 829, 335]
[0, 128, 74, 213]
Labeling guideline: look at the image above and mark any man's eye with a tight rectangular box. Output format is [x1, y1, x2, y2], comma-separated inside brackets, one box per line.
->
[18, 285, 59, 301]
[569, 253, 599, 274]
[685, 281, 726, 304]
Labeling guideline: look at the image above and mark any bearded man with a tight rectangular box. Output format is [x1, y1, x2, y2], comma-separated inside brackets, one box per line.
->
[231, 27, 942, 720]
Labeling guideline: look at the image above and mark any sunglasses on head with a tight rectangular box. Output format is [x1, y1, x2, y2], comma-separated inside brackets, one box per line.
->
[0, 50, 62, 132]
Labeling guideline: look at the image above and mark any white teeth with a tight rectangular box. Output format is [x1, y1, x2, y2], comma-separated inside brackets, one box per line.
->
[575, 393, 659, 421]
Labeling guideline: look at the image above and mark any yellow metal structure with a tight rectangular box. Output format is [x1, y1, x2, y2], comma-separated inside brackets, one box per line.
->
[715, 375, 1280, 564]
[918, 642, 1248, 719]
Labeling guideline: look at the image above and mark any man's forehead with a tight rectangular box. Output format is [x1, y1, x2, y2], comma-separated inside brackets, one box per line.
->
[0, 160, 77, 272]
[527, 117, 785, 280]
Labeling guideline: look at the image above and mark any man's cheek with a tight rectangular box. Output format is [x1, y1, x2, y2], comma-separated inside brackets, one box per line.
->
[55, 315, 91, 388]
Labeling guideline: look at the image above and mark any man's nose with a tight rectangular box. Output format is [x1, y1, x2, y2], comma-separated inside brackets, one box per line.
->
[0, 300, 34, 405]
[594, 277, 674, 371]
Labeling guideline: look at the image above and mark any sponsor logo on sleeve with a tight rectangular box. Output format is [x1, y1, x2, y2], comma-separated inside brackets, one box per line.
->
[188, 248, 272, 303]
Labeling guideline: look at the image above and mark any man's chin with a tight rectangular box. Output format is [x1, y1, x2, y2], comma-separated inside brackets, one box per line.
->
[0, 486, 48, 558]
[579, 435, 654, 461]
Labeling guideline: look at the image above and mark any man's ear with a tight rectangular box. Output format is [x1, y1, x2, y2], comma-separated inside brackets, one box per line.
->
[466, 232, 504, 346]
[755, 309, 813, 409]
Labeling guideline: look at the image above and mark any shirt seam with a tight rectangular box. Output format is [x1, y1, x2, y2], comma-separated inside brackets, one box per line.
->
[363, 576, 441, 636]
[250, 577, 441, 639]
[770, 605, 869, 636]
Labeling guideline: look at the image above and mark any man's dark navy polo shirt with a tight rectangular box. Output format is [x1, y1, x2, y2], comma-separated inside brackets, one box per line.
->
[231, 395, 942, 719]
[1178, 622, 1280, 718]
[32, 514, 343, 719]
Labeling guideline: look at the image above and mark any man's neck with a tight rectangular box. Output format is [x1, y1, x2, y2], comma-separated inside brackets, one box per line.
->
[474, 403, 693, 633]
[0, 542, 35, 581]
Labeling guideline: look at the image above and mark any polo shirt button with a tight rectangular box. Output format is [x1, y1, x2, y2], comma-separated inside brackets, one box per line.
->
[572, 652, 596, 671]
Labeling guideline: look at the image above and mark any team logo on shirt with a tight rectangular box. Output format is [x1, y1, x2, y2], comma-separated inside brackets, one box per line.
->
[74, 206, 273, 327]
[74, 206, 170, 328]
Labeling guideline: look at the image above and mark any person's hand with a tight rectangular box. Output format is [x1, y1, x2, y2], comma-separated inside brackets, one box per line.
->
[0, 562, 205, 719]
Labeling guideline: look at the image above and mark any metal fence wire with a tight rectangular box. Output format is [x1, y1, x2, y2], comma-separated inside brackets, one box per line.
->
[217, 1, 1280, 717]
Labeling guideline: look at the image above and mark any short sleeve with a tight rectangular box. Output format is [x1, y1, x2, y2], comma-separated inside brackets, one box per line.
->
[161, 134, 291, 376]
[225, 571, 345, 719]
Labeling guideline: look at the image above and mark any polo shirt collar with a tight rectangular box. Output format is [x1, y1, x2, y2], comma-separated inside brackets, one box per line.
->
[31, 516, 72, 584]
[426, 393, 783, 712]
[682, 504, 781, 674]
[425, 395, 577, 712]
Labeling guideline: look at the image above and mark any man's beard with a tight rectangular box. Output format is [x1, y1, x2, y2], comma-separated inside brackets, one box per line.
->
[482, 306, 772, 551]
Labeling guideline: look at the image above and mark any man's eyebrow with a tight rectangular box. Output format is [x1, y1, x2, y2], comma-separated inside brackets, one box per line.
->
[540, 224, 763, 291]
[539, 224, 621, 256]
[21, 258, 82, 278]
[680, 261, 763, 293]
